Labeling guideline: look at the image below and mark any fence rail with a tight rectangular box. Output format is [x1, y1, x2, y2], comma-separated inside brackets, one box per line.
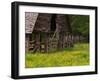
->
[27, 34, 85, 53]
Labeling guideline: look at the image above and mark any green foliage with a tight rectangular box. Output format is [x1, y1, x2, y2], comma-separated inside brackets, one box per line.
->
[25, 43, 89, 68]
[69, 15, 89, 37]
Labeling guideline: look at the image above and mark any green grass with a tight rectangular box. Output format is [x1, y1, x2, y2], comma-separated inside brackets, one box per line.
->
[25, 43, 89, 68]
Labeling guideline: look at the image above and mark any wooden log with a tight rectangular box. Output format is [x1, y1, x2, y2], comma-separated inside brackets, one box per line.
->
[29, 40, 35, 43]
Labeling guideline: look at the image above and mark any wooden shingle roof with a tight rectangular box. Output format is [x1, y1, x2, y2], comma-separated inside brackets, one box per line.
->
[25, 12, 38, 33]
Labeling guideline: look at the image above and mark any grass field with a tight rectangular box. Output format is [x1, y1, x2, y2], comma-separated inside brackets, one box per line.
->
[25, 43, 89, 68]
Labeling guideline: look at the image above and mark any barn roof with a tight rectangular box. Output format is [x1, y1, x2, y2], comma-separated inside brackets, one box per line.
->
[25, 12, 38, 33]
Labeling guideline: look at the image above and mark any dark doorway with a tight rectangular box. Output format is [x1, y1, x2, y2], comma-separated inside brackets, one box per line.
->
[50, 14, 56, 31]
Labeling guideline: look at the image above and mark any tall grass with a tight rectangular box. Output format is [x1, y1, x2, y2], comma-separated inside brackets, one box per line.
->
[25, 43, 89, 68]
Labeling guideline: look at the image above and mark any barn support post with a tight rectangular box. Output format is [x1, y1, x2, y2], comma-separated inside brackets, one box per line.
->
[45, 33, 49, 53]
[25, 34, 29, 52]
[33, 32, 40, 52]
[57, 32, 63, 50]
[25, 34, 32, 52]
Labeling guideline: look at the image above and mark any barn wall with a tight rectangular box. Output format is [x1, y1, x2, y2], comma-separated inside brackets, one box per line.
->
[34, 13, 52, 32]
[56, 15, 69, 32]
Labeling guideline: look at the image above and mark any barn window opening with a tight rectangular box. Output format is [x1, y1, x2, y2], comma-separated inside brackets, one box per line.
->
[50, 14, 56, 31]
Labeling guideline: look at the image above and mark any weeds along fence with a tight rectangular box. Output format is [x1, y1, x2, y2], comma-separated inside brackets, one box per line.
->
[72, 35, 85, 43]
[47, 34, 85, 52]
[26, 34, 85, 53]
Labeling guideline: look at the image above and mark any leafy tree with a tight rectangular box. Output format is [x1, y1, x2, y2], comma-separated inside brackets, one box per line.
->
[69, 15, 89, 41]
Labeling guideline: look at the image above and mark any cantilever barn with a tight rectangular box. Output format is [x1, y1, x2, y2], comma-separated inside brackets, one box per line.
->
[25, 12, 73, 53]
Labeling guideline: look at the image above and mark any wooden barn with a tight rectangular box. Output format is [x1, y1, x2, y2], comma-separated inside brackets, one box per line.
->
[25, 12, 73, 53]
